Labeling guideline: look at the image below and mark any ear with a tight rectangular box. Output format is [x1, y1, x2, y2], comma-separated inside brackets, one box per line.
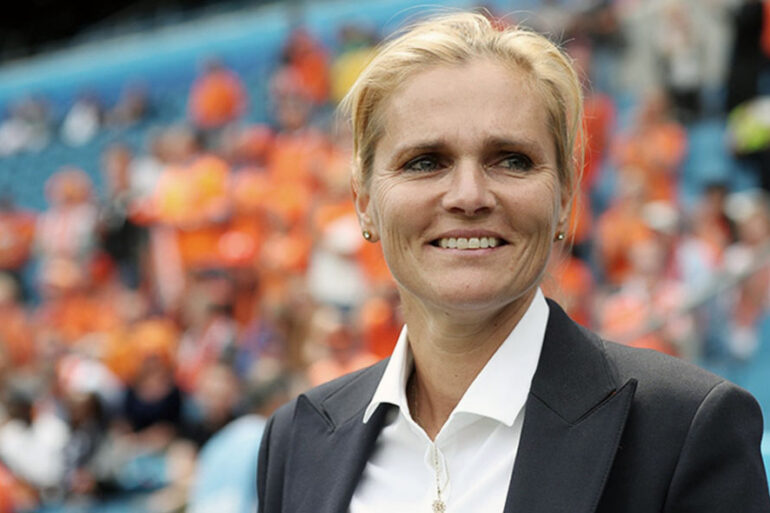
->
[557, 184, 575, 237]
[351, 176, 379, 242]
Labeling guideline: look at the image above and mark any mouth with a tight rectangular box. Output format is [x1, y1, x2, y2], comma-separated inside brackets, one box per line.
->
[430, 236, 507, 250]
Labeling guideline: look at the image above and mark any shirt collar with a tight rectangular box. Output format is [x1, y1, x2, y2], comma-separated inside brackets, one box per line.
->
[362, 289, 549, 426]
[362, 323, 411, 423]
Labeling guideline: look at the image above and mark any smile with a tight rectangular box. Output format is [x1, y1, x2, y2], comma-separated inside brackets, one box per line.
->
[435, 236, 504, 249]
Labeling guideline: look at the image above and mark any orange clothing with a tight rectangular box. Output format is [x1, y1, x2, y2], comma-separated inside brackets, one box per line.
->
[596, 206, 654, 285]
[285, 31, 330, 105]
[0, 463, 35, 513]
[567, 190, 593, 246]
[360, 296, 400, 359]
[543, 254, 594, 328]
[268, 130, 328, 194]
[312, 200, 356, 235]
[36, 292, 122, 347]
[599, 289, 679, 356]
[104, 318, 179, 383]
[614, 122, 687, 203]
[356, 241, 393, 287]
[152, 156, 231, 269]
[177, 227, 228, 269]
[763, 1, 770, 58]
[0, 210, 35, 271]
[189, 67, 247, 128]
[0, 304, 36, 367]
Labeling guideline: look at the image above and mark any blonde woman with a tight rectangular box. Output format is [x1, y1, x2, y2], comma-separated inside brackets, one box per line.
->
[258, 12, 770, 513]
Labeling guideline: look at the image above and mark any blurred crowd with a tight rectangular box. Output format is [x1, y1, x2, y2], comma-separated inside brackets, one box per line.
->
[0, 1, 769, 512]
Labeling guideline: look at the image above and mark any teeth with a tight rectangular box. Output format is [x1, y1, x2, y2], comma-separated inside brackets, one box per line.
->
[437, 237, 501, 250]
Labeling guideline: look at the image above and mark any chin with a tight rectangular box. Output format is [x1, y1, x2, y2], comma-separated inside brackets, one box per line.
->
[427, 286, 531, 315]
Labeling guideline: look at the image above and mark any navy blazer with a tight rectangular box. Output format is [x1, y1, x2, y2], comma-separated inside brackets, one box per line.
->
[257, 300, 770, 513]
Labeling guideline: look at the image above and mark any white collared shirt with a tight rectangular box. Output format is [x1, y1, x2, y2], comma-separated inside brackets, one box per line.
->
[350, 290, 549, 513]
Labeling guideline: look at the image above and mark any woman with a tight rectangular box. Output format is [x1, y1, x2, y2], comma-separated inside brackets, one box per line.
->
[258, 12, 770, 513]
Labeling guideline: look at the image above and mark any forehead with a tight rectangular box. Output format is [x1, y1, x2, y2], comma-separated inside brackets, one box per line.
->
[375, 59, 553, 158]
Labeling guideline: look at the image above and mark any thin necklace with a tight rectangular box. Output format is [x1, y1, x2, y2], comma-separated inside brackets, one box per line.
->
[409, 374, 447, 513]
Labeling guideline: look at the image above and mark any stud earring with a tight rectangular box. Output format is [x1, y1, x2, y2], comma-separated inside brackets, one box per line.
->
[363, 230, 372, 241]
[555, 232, 565, 241]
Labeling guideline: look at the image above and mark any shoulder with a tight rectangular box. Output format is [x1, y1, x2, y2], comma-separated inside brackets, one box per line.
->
[268, 359, 388, 431]
[597, 343, 769, 511]
[599, 339, 764, 431]
[260, 359, 388, 457]
[602, 340, 725, 400]
[257, 360, 387, 511]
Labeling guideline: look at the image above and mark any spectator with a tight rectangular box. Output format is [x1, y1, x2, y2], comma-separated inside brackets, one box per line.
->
[0, 377, 70, 501]
[106, 82, 151, 127]
[721, 190, 770, 361]
[0, 196, 36, 300]
[188, 58, 247, 134]
[280, 29, 330, 106]
[0, 274, 36, 369]
[613, 89, 687, 203]
[186, 375, 289, 513]
[60, 92, 103, 147]
[99, 144, 147, 289]
[0, 95, 52, 155]
[36, 167, 99, 273]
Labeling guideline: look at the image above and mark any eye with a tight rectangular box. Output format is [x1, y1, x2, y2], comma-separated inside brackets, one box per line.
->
[496, 153, 534, 171]
[403, 155, 443, 173]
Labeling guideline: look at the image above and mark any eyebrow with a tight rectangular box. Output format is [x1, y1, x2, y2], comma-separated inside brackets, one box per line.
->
[388, 135, 547, 165]
[482, 136, 547, 156]
[386, 140, 448, 167]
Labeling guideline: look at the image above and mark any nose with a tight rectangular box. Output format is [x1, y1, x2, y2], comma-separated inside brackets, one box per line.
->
[440, 161, 495, 216]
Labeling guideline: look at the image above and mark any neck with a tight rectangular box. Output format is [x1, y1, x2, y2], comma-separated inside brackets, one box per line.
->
[402, 288, 537, 440]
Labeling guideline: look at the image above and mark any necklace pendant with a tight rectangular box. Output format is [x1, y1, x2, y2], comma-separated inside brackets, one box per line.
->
[432, 499, 446, 513]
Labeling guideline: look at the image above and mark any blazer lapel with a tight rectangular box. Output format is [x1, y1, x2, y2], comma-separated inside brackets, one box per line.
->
[283, 361, 391, 513]
[504, 301, 637, 513]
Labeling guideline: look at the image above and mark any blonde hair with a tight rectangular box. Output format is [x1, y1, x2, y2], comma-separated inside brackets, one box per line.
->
[340, 11, 584, 194]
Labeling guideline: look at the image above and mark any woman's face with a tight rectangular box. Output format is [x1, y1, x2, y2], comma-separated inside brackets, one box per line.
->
[355, 59, 568, 318]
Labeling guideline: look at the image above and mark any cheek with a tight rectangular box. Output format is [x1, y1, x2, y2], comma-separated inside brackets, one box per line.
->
[512, 179, 563, 236]
[369, 179, 412, 234]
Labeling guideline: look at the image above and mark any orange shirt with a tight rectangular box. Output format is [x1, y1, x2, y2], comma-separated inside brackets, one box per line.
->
[189, 68, 247, 128]
[596, 206, 654, 285]
[0, 210, 36, 271]
[0, 305, 35, 367]
[614, 122, 687, 203]
[360, 296, 400, 359]
[152, 156, 231, 269]
[543, 254, 594, 328]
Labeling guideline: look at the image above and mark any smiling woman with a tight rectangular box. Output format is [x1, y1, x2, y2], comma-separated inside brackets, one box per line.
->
[357, 59, 564, 326]
[257, 11, 770, 513]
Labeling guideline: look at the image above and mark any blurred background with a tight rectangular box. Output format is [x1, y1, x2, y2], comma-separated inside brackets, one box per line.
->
[0, 0, 769, 511]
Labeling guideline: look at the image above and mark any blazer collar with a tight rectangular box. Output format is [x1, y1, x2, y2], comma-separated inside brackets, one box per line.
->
[503, 300, 636, 513]
[310, 299, 622, 427]
[282, 361, 390, 513]
[290, 300, 635, 513]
